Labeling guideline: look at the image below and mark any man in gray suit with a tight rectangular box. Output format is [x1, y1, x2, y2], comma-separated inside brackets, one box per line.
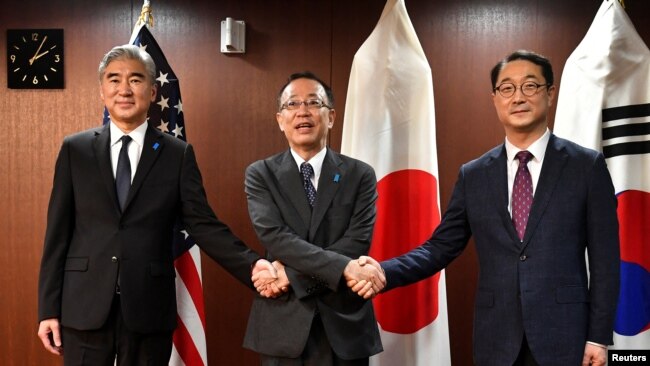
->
[243, 72, 385, 365]
[351, 50, 620, 366]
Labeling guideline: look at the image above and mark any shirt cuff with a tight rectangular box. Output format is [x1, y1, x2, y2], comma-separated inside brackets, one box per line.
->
[586, 341, 608, 349]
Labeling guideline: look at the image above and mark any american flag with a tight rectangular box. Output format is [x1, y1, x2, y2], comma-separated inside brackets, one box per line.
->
[102, 21, 208, 366]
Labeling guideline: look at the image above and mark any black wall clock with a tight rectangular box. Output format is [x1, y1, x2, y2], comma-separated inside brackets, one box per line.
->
[7, 29, 64, 89]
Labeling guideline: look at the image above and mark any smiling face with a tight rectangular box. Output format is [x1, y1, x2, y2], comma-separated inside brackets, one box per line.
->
[276, 78, 335, 160]
[100, 58, 157, 132]
[492, 59, 555, 140]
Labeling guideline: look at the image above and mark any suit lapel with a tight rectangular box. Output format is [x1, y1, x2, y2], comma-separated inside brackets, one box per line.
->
[522, 135, 567, 247]
[273, 151, 312, 229]
[93, 124, 121, 213]
[123, 126, 165, 212]
[485, 145, 520, 243]
[309, 149, 342, 239]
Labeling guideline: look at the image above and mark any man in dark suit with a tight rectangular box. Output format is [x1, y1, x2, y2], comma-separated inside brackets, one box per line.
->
[37, 44, 272, 365]
[351, 50, 620, 366]
[243, 72, 385, 365]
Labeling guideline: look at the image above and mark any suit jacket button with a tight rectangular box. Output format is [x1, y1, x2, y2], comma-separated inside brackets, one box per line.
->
[519, 255, 527, 261]
[111, 256, 118, 263]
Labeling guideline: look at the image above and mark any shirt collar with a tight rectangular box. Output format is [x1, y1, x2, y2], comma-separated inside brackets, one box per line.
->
[110, 120, 148, 148]
[505, 128, 550, 164]
[290, 147, 327, 177]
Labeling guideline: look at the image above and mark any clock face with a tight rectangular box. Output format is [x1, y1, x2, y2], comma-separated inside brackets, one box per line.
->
[7, 29, 64, 89]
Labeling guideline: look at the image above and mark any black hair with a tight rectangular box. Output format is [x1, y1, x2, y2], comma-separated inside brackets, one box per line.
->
[490, 50, 554, 90]
[277, 71, 334, 111]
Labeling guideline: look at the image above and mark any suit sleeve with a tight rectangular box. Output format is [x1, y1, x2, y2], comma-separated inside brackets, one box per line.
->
[382, 166, 472, 291]
[179, 144, 260, 288]
[585, 153, 620, 345]
[38, 139, 75, 321]
[245, 161, 376, 297]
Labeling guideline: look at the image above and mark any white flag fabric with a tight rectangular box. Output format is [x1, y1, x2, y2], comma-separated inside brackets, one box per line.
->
[341, 0, 451, 364]
[554, 0, 650, 351]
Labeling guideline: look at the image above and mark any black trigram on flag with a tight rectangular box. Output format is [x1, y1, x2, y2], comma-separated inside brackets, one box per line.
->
[602, 103, 650, 158]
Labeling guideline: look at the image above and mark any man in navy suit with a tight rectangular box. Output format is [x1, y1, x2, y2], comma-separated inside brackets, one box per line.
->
[351, 50, 620, 366]
[37, 44, 272, 365]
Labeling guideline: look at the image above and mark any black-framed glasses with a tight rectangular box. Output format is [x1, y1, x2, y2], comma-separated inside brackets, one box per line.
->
[493, 81, 550, 98]
[280, 99, 332, 111]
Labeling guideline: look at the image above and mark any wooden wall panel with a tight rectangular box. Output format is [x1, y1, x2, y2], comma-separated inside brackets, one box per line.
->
[1, 1, 649, 365]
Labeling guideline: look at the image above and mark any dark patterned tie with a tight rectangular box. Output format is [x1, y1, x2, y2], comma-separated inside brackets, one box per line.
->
[115, 135, 133, 212]
[512, 151, 534, 241]
[300, 162, 317, 207]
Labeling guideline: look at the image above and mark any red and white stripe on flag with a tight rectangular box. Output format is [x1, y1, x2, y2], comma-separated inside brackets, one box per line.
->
[341, 0, 451, 364]
[554, 0, 650, 350]
[170, 246, 208, 365]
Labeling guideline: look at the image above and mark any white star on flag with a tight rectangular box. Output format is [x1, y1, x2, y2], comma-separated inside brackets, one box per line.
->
[157, 95, 169, 111]
[157, 71, 169, 86]
[157, 120, 169, 133]
[175, 99, 183, 115]
[173, 125, 184, 138]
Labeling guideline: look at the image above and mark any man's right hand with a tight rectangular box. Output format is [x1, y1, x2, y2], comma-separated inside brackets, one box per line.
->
[38, 318, 63, 356]
[344, 256, 386, 299]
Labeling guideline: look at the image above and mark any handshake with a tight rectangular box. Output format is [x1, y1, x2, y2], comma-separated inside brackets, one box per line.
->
[252, 256, 386, 299]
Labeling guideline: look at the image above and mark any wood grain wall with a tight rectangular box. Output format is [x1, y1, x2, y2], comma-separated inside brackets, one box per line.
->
[1, 1, 648, 365]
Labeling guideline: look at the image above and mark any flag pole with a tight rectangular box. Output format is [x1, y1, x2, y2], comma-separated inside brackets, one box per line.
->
[130, 0, 154, 44]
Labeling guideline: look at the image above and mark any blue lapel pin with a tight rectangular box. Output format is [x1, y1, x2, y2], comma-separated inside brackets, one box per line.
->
[333, 174, 340, 183]
[153, 142, 160, 150]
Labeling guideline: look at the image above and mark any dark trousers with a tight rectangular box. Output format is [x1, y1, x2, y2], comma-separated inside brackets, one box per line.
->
[513, 335, 539, 366]
[62, 295, 173, 366]
[260, 314, 369, 366]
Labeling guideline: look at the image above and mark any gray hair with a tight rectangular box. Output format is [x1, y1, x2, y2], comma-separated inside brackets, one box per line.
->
[98, 44, 156, 84]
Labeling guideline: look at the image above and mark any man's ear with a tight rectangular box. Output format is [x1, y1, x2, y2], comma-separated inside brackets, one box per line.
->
[276, 112, 284, 132]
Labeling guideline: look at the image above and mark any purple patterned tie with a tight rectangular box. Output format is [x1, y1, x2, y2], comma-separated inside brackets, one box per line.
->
[300, 162, 317, 207]
[512, 151, 533, 241]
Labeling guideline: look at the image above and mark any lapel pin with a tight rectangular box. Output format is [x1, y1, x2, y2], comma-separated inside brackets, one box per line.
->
[333, 174, 340, 182]
[153, 142, 160, 150]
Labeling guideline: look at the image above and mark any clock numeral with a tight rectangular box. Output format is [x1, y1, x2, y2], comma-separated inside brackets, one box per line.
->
[10, 55, 16, 63]
[31, 33, 39, 41]
[55, 55, 60, 62]
[33, 76, 39, 85]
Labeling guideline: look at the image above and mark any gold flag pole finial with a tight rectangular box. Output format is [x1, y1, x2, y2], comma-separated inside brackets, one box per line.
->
[136, 0, 154, 28]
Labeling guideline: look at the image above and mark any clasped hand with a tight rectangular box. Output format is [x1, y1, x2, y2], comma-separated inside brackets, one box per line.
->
[252, 259, 290, 298]
[344, 256, 385, 299]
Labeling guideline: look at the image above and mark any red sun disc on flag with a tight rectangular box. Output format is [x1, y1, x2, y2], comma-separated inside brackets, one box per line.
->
[371, 169, 442, 334]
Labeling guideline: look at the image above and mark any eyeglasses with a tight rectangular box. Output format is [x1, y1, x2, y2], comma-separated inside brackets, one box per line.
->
[493, 81, 550, 98]
[280, 99, 332, 111]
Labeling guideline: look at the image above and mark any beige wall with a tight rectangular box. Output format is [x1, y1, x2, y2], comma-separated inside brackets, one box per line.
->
[1, 1, 648, 364]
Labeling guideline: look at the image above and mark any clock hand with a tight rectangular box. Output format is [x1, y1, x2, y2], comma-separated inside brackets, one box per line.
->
[32, 50, 50, 61]
[29, 35, 48, 65]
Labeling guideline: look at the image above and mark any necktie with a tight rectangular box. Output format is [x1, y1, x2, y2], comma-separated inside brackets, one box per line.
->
[512, 150, 533, 241]
[115, 135, 133, 212]
[300, 162, 317, 207]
